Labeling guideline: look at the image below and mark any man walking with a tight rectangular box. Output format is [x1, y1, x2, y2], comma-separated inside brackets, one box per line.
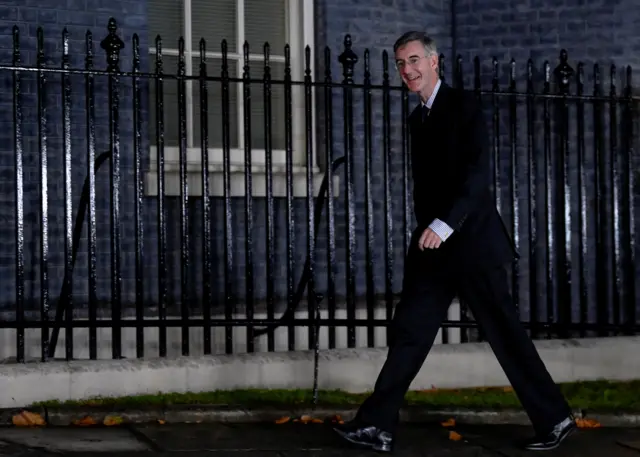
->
[333, 31, 576, 453]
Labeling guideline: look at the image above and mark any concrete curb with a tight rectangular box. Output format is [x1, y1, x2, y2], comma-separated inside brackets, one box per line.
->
[2, 336, 640, 409]
[1, 405, 639, 428]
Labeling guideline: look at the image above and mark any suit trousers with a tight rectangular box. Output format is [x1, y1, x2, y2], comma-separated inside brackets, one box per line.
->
[355, 243, 571, 435]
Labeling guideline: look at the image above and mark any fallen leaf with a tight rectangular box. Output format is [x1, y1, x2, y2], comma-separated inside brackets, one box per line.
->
[330, 415, 343, 423]
[72, 416, 97, 426]
[576, 418, 601, 429]
[275, 416, 291, 424]
[157, 419, 166, 425]
[12, 411, 45, 427]
[441, 418, 456, 428]
[312, 418, 324, 424]
[449, 431, 463, 441]
[103, 415, 124, 427]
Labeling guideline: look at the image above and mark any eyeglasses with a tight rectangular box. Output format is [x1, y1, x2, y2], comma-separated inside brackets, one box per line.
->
[395, 55, 428, 71]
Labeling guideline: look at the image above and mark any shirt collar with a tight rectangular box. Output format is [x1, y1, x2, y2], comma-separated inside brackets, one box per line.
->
[421, 78, 441, 109]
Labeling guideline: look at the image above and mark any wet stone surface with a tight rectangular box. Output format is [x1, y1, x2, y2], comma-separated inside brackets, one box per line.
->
[128, 422, 494, 456]
[0, 422, 637, 456]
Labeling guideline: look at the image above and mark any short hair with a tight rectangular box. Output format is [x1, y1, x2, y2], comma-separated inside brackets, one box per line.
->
[393, 31, 438, 56]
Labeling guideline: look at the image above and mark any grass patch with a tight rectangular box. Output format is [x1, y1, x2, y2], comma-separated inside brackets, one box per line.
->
[31, 380, 640, 412]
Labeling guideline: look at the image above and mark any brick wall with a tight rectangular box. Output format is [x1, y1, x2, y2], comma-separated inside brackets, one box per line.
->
[453, 0, 640, 326]
[455, 0, 640, 72]
[0, 1, 147, 315]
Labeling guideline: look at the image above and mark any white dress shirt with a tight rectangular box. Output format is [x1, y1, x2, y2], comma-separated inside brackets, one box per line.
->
[420, 79, 455, 242]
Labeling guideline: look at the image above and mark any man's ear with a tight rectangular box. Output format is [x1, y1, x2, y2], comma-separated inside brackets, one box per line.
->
[430, 54, 438, 70]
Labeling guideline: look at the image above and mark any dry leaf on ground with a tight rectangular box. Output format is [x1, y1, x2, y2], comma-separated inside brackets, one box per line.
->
[290, 415, 324, 424]
[441, 418, 456, 428]
[275, 416, 291, 424]
[12, 411, 45, 427]
[103, 416, 124, 426]
[157, 419, 166, 425]
[576, 418, 602, 429]
[449, 431, 463, 441]
[72, 416, 97, 426]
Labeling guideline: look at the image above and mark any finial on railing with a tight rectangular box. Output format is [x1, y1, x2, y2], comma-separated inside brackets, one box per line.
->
[101, 18, 125, 71]
[554, 49, 574, 95]
[338, 35, 358, 83]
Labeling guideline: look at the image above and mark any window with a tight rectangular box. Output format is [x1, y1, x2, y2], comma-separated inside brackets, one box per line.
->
[144, 0, 318, 197]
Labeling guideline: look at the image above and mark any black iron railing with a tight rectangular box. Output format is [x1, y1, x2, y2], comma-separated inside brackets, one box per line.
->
[0, 19, 637, 363]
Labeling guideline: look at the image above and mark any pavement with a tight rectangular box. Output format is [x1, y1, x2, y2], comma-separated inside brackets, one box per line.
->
[0, 422, 639, 456]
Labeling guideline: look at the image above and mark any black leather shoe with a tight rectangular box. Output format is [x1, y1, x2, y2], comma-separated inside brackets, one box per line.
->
[333, 420, 394, 453]
[519, 416, 577, 451]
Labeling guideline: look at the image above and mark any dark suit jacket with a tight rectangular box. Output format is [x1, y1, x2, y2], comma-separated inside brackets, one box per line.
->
[408, 82, 517, 274]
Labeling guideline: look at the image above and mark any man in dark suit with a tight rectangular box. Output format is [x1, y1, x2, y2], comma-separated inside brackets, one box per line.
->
[333, 31, 576, 453]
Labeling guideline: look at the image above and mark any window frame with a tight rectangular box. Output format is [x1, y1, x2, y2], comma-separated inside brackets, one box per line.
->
[144, 0, 320, 197]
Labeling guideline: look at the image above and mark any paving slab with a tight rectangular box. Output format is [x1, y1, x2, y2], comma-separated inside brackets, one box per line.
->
[0, 439, 46, 457]
[131, 422, 495, 456]
[0, 423, 637, 456]
[618, 440, 640, 453]
[456, 424, 640, 457]
[0, 427, 150, 453]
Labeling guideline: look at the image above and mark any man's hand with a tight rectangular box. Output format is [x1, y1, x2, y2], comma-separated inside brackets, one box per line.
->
[418, 227, 443, 250]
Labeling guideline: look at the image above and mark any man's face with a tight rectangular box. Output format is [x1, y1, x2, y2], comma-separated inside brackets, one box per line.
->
[394, 40, 438, 94]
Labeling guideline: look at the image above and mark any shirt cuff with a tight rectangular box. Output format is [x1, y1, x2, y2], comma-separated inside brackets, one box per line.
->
[429, 218, 454, 242]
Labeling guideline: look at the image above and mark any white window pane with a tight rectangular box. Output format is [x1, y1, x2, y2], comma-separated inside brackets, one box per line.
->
[193, 58, 240, 149]
[149, 56, 182, 147]
[148, 0, 184, 48]
[192, 0, 237, 52]
[245, 0, 286, 55]
[146, 0, 293, 152]
[246, 60, 286, 151]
